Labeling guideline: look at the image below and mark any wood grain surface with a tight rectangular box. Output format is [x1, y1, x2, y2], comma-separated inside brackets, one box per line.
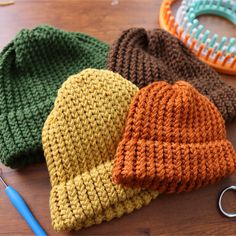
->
[0, 0, 236, 235]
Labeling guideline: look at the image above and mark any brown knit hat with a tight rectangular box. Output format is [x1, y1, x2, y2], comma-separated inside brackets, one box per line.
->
[112, 81, 236, 193]
[107, 28, 236, 122]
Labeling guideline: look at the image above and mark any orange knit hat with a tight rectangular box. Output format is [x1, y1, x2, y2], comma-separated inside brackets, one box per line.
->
[112, 81, 236, 193]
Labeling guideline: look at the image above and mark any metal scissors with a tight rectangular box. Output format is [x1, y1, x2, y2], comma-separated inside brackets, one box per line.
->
[218, 185, 236, 218]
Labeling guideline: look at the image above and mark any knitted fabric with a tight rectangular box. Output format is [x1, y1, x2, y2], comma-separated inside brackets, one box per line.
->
[107, 28, 236, 122]
[112, 81, 236, 193]
[42, 69, 158, 232]
[0, 25, 109, 168]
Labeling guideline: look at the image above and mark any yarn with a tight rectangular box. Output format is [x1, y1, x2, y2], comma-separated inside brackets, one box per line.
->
[42, 69, 158, 231]
[0, 1, 14, 6]
[112, 81, 236, 193]
[107, 28, 236, 122]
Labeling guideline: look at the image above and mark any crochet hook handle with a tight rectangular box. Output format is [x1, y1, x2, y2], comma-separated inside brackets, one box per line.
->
[5, 186, 47, 236]
[0, 170, 46, 236]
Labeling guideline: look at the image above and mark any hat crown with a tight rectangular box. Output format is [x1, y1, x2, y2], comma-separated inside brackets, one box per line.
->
[43, 69, 138, 185]
[10, 25, 107, 71]
[125, 81, 226, 143]
[107, 28, 236, 122]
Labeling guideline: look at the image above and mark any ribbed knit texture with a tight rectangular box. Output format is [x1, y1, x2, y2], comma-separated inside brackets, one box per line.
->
[42, 69, 158, 232]
[0, 25, 109, 168]
[112, 81, 236, 193]
[107, 28, 236, 122]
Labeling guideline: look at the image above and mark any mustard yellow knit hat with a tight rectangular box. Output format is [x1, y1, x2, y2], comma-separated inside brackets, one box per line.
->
[42, 69, 158, 232]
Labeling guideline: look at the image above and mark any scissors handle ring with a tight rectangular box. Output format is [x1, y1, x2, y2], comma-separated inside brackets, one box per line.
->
[218, 185, 236, 218]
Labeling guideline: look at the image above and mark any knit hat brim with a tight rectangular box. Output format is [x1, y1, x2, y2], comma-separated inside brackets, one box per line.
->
[0, 101, 52, 168]
[113, 139, 236, 193]
[50, 160, 158, 231]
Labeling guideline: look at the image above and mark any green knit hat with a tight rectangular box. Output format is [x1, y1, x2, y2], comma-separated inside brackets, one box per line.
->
[0, 25, 109, 168]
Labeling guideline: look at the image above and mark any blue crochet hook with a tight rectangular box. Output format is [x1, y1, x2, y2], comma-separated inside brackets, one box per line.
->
[0, 169, 47, 236]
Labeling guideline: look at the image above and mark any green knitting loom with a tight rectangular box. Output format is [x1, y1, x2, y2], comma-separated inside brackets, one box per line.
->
[159, 0, 236, 75]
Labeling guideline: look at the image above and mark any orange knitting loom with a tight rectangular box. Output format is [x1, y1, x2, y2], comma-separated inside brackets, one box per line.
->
[159, 0, 236, 75]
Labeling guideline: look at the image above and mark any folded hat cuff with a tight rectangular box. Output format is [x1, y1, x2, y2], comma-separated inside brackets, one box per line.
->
[49, 161, 158, 232]
[0, 102, 52, 168]
[113, 139, 236, 193]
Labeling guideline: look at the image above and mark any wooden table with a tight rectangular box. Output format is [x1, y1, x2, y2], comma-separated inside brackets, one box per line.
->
[0, 0, 236, 235]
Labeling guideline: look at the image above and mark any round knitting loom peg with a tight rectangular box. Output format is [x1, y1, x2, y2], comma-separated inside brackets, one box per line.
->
[191, 28, 197, 39]
[213, 51, 222, 64]
[211, 43, 218, 58]
[195, 25, 204, 39]
[172, 22, 178, 34]
[227, 38, 235, 53]
[210, 34, 218, 47]
[190, 19, 199, 33]
[168, 16, 175, 30]
[205, 48, 213, 60]
[222, 54, 231, 66]
[166, 10, 171, 23]
[185, 22, 192, 34]
[189, 9, 195, 21]
[218, 37, 227, 51]
[202, 30, 210, 44]
[177, 28, 184, 40]
[179, 6, 186, 22]
[218, 186, 236, 218]
[190, 39, 197, 50]
[197, 44, 204, 57]
[184, 34, 190, 44]
[231, 56, 236, 68]
[221, 46, 228, 57]
[182, 16, 188, 29]
[233, 3, 236, 12]
[204, 38, 211, 53]
[195, 0, 201, 10]
[159, 0, 236, 75]
[217, 0, 222, 8]
[189, 28, 196, 44]
[209, 0, 214, 7]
